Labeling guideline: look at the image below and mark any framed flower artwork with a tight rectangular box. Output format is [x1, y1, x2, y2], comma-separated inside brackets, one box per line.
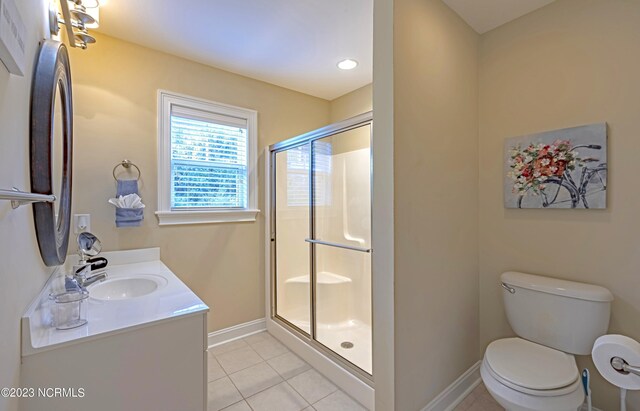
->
[504, 123, 607, 209]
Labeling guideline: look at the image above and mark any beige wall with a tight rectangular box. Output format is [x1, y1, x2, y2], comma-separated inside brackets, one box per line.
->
[68, 33, 331, 332]
[479, 0, 640, 409]
[330, 84, 372, 123]
[0, 2, 51, 411]
[372, 0, 395, 407]
[394, 0, 479, 409]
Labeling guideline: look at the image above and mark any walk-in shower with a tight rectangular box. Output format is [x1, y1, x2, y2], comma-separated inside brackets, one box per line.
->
[268, 112, 373, 379]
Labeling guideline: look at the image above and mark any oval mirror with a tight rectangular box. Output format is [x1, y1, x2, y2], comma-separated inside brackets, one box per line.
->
[30, 40, 73, 267]
[52, 72, 64, 232]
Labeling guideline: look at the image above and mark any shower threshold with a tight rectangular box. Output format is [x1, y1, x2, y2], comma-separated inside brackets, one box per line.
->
[288, 318, 372, 374]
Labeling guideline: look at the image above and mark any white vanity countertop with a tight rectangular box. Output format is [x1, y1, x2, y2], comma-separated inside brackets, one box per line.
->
[21, 248, 208, 356]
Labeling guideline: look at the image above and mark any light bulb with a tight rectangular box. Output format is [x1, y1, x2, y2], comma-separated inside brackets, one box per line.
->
[337, 59, 358, 70]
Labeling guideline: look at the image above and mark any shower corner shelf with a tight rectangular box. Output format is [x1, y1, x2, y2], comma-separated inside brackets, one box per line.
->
[0, 188, 56, 209]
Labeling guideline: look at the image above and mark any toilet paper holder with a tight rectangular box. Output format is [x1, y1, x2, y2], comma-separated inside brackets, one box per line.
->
[611, 357, 640, 377]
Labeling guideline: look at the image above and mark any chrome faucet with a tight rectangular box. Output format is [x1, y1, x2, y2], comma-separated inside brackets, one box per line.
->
[73, 264, 107, 287]
[71, 232, 108, 288]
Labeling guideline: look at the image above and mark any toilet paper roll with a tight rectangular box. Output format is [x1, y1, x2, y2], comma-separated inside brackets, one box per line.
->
[592, 334, 640, 390]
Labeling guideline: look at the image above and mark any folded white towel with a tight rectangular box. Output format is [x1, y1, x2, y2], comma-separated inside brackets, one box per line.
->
[108, 193, 146, 209]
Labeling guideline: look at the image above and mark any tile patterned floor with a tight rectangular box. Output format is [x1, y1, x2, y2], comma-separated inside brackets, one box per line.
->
[207, 331, 368, 411]
[453, 383, 504, 411]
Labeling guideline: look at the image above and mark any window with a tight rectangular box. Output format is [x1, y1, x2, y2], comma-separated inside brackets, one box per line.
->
[157, 91, 258, 225]
[286, 142, 332, 207]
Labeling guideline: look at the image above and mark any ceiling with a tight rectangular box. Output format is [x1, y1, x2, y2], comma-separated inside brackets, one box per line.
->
[97, 0, 373, 101]
[96, 1, 556, 101]
[442, 0, 556, 33]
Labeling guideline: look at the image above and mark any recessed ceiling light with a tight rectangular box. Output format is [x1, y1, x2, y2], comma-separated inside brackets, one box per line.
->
[337, 59, 358, 70]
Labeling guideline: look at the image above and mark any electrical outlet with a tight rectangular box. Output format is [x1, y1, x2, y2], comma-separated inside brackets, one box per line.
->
[74, 214, 91, 234]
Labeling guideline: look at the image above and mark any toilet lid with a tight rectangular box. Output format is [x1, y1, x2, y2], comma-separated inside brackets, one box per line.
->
[485, 338, 579, 391]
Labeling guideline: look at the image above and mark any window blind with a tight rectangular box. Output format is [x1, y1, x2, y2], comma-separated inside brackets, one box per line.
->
[170, 113, 248, 209]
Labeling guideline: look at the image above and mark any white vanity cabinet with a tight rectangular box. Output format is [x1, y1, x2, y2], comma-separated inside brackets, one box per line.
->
[20, 248, 209, 411]
[21, 313, 207, 411]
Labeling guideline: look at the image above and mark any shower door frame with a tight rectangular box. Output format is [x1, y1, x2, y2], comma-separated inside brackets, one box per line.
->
[268, 111, 374, 384]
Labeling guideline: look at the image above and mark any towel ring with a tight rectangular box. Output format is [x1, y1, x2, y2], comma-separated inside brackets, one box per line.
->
[112, 159, 141, 181]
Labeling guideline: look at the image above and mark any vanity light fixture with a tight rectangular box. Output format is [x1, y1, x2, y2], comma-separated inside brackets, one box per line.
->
[337, 59, 358, 70]
[83, 0, 100, 29]
[49, 0, 100, 50]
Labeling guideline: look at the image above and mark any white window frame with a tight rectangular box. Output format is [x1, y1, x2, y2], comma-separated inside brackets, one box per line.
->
[156, 90, 259, 226]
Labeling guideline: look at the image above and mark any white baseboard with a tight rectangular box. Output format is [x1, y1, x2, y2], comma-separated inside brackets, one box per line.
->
[422, 361, 481, 411]
[208, 318, 267, 348]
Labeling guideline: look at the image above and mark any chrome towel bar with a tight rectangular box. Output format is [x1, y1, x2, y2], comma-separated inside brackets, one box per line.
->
[305, 238, 372, 253]
[0, 188, 56, 209]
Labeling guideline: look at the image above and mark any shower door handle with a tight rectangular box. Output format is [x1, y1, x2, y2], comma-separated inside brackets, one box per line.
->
[305, 238, 372, 253]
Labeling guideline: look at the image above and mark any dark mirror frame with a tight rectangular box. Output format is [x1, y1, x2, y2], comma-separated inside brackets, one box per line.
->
[30, 40, 73, 267]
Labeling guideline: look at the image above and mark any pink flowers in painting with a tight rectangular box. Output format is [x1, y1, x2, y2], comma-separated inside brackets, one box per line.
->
[507, 140, 581, 195]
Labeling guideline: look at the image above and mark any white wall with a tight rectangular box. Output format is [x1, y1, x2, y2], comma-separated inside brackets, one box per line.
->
[0, 1, 52, 411]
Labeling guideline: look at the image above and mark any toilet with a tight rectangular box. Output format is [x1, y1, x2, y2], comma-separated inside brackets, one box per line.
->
[481, 271, 613, 411]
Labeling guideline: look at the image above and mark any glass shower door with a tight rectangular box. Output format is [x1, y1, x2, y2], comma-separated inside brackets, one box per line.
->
[271, 114, 373, 377]
[273, 145, 311, 334]
[312, 125, 372, 374]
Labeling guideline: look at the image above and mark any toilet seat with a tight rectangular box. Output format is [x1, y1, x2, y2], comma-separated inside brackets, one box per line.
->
[481, 358, 584, 411]
[485, 338, 579, 396]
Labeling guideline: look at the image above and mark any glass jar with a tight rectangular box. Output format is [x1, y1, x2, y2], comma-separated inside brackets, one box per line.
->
[49, 289, 89, 330]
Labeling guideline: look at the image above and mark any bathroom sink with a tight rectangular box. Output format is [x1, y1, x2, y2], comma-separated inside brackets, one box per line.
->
[88, 275, 167, 301]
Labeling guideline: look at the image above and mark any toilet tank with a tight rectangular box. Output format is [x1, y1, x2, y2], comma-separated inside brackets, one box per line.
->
[501, 271, 613, 355]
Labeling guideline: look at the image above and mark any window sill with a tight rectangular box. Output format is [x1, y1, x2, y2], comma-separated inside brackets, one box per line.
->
[155, 209, 260, 226]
